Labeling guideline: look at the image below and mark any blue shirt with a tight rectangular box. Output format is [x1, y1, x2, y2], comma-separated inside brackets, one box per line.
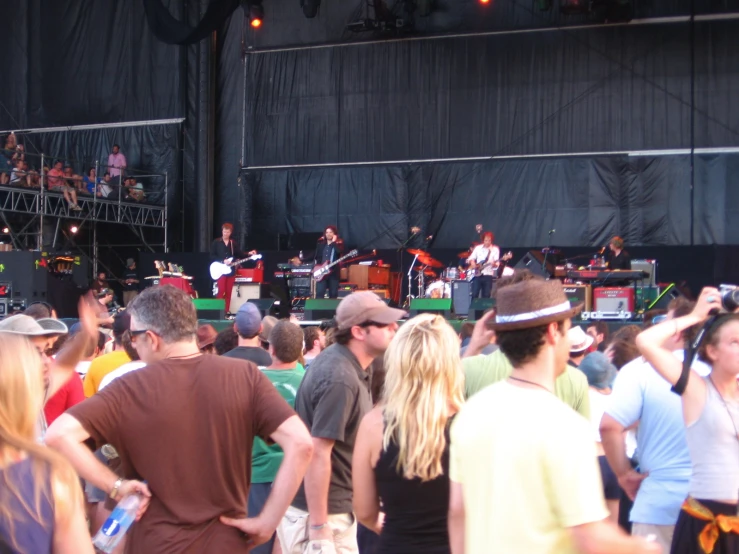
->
[606, 352, 710, 525]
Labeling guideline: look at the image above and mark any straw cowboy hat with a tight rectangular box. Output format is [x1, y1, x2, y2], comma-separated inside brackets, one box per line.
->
[490, 275, 583, 331]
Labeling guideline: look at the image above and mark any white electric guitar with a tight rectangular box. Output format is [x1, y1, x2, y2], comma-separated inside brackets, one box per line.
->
[209, 254, 262, 280]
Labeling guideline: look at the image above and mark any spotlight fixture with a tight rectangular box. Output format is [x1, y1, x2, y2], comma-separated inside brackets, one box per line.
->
[301, 0, 321, 18]
[480, 0, 491, 4]
[249, 3, 264, 27]
[70, 225, 79, 234]
[1, 227, 8, 234]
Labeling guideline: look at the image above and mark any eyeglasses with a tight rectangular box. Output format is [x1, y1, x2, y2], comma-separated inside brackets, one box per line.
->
[130, 329, 150, 343]
[359, 321, 390, 329]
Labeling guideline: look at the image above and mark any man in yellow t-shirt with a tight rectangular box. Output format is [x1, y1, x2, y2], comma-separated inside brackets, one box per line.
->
[448, 271, 659, 554]
[83, 311, 131, 397]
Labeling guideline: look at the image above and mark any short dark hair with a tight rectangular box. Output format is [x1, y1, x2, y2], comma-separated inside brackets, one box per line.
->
[23, 301, 54, 320]
[607, 338, 640, 369]
[113, 144, 120, 149]
[104, 172, 110, 177]
[611, 325, 641, 345]
[586, 321, 609, 341]
[270, 321, 304, 364]
[127, 285, 197, 343]
[610, 236, 625, 249]
[497, 321, 566, 367]
[332, 327, 353, 346]
[121, 330, 140, 361]
[303, 326, 321, 352]
[459, 322, 475, 342]
[325, 225, 338, 235]
[214, 326, 238, 355]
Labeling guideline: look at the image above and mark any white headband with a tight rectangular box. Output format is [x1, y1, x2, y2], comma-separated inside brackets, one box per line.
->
[495, 301, 572, 324]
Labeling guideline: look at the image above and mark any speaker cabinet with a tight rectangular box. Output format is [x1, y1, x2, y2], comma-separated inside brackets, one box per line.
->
[409, 298, 452, 318]
[593, 287, 635, 313]
[451, 280, 471, 316]
[563, 285, 592, 313]
[648, 283, 680, 310]
[304, 299, 341, 321]
[193, 298, 225, 320]
[248, 298, 276, 318]
[470, 298, 495, 320]
[229, 283, 271, 314]
[514, 250, 553, 278]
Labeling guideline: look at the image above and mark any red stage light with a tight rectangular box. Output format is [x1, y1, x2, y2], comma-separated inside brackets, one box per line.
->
[480, 0, 491, 4]
[250, 18, 262, 28]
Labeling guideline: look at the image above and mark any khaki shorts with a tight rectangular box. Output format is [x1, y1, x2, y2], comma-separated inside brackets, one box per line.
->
[276, 505, 358, 554]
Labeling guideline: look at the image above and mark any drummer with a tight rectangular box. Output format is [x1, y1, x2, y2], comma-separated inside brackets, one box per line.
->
[467, 231, 499, 299]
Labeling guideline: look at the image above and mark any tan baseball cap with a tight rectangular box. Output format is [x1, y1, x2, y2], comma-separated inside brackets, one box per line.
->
[336, 291, 407, 330]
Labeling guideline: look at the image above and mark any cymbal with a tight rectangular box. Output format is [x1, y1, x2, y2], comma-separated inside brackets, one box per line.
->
[413, 266, 437, 277]
[407, 248, 429, 257]
[418, 255, 443, 268]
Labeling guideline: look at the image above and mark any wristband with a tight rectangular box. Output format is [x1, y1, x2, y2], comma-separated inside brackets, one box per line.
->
[109, 477, 124, 499]
[310, 523, 328, 530]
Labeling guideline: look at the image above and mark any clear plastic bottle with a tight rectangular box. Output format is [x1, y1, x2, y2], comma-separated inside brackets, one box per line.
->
[92, 493, 141, 553]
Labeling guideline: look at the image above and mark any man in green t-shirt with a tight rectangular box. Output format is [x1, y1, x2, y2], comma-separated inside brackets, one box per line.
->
[462, 311, 591, 419]
[249, 320, 306, 554]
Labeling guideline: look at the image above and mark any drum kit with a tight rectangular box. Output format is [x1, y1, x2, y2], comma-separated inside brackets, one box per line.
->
[405, 248, 473, 300]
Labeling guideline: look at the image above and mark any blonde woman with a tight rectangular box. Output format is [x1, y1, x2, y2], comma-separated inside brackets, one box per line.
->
[0, 333, 93, 553]
[353, 314, 464, 554]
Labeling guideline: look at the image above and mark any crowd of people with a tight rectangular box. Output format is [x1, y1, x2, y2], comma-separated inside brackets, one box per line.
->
[0, 134, 147, 208]
[0, 271, 737, 554]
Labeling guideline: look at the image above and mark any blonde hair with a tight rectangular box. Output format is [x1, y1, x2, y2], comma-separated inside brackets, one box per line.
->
[382, 314, 464, 481]
[0, 333, 84, 548]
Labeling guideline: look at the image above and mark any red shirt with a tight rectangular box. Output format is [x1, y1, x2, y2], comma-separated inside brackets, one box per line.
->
[44, 374, 85, 425]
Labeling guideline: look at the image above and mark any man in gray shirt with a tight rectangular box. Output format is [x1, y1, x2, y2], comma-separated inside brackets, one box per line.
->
[277, 292, 405, 554]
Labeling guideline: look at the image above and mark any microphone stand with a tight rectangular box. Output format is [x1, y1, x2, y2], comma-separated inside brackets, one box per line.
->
[542, 231, 554, 279]
[405, 253, 420, 308]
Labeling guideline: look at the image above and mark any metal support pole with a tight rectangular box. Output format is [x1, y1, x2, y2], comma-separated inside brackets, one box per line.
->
[93, 223, 98, 278]
[164, 171, 169, 252]
[39, 153, 45, 250]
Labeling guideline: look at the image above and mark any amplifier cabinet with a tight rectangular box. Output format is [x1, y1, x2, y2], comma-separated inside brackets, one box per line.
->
[563, 285, 591, 313]
[593, 287, 635, 313]
[230, 283, 271, 313]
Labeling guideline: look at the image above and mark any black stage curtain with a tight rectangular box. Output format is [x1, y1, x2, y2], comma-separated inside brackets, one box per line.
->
[143, 0, 240, 45]
[244, 153, 739, 250]
[241, 21, 739, 168]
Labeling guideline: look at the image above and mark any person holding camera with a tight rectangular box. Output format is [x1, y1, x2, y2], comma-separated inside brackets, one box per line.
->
[636, 287, 739, 554]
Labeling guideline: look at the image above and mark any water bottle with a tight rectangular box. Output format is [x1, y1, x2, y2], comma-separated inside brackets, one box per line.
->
[92, 493, 141, 552]
[299, 250, 304, 262]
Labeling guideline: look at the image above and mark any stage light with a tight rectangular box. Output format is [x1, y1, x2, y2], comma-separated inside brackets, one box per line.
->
[249, 3, 264, 27]
[301, 0, 321, 18]
[480, 0, 491, 4]
[70, 225, 79, 234]
[250, 16, 262, 28]
[1, 227, 8, 234]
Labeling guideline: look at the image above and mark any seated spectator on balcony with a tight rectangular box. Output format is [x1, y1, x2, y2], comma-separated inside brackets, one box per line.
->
[82, 167, 100, 195]
[10, 159, 27, 187]
[48, 161, 81, 210]
[107, 144, 126, 178]
[128, 179, 145, 202]
[26, 162, 40, 188]
[97, 172, 113, 198]
[0, 171, 8, 185]
[11, 143, 25, 165]
[63, 165, 85, 194]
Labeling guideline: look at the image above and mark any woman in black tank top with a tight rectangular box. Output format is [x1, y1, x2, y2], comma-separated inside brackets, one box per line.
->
[352, 314, 464, 554]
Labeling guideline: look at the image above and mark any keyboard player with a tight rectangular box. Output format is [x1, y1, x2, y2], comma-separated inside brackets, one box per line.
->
[606, 236, 631, 270]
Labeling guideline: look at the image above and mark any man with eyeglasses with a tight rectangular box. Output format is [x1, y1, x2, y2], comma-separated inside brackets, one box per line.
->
[278, 291, 406, 554]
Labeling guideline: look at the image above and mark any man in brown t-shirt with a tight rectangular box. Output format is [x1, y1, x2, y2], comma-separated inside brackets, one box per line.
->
[46, 285, 313, 553]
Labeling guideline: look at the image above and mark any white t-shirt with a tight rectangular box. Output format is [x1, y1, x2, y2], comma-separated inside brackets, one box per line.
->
[467, 245, 500, 276]
[75, 360, 93, 379]
[98, 361, 146, 390]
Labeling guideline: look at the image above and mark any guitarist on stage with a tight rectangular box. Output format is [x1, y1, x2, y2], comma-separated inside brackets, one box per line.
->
[314, 225, 344, 299]
[210, 222, 257, 313]
[466, 231, 499, 299]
